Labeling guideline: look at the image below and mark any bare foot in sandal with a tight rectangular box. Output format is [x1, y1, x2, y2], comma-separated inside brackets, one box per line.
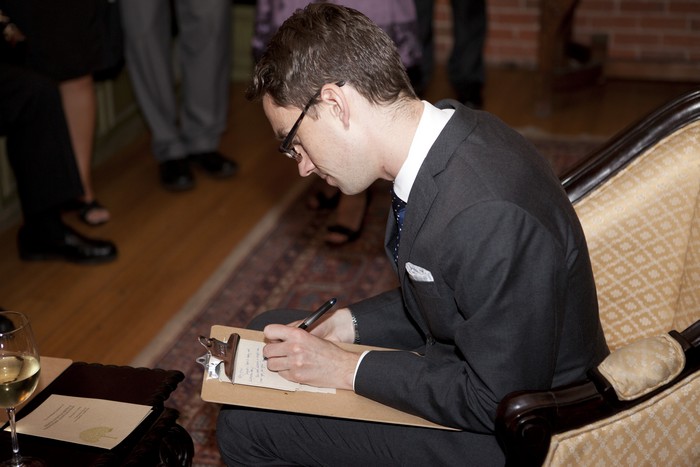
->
[325, 191, 370, 246]
[307, 185, 341, 211]
[79, 199, 110, 226]
[64, 198, 111, 226]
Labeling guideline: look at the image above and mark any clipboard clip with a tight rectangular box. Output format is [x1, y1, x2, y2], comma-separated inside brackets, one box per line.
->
[196, 333, 240, 381]
[198, 335, 230, 359]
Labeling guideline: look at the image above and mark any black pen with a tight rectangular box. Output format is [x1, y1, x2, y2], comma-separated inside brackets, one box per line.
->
[298, 298, 337, 330]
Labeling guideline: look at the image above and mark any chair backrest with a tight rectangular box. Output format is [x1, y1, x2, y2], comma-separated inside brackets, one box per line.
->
[496, 88, 700, 467]
[572, 119, 700, 350]
[562, 89, 700, 349]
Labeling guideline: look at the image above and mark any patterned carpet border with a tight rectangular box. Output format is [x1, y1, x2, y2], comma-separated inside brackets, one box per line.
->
[150, 179, 399, 466]
[140, 136, 603, 466]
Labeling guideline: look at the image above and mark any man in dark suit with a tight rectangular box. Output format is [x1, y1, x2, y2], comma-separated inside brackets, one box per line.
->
[217, 4, 609, 465]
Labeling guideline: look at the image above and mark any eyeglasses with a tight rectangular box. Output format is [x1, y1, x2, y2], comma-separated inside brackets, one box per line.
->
[279, 81, 345, 163]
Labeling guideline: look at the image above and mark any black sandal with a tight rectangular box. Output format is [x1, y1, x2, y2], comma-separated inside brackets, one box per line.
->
[308, 189, 341, 211]
[64, 199, 110, 226]
[324, 191, 371, 246]
[326, 224, 362, 245]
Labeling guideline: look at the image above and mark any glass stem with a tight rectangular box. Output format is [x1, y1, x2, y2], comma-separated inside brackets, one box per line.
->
[7, 407, 21, 465]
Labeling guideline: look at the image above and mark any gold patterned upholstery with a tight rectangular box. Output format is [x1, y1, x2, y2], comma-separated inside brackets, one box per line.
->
[496, 88, 700, 467]
[597, 334, 685, 401]
[574, 120, 700, 350]
[544, 370, 700, 466]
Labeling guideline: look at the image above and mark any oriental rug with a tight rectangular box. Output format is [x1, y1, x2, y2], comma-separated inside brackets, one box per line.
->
[136, 134, 603, 466]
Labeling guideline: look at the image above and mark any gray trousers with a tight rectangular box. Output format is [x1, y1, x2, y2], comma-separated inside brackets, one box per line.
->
[119, 0, 231, 161]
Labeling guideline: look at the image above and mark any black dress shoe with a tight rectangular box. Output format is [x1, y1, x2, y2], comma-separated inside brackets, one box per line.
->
[188, 151, 238, 178]
[17, 224, 118, 264]
[159, 159, 195, 191]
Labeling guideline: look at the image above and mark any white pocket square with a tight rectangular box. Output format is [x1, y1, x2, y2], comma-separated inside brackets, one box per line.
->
[405, 262, 434, 282]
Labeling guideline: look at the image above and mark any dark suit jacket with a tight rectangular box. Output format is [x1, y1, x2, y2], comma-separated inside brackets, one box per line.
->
[352, 101, 609, 442]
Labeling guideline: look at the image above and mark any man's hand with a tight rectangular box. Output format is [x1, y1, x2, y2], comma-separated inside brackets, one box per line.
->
[262, 323, 360, 390]
[288, 307, 356, 343]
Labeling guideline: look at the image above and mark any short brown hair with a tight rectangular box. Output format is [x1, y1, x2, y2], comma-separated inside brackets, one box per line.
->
[246, 3, 416, 111]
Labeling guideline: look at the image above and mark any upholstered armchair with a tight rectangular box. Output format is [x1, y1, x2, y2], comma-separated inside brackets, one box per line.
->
[496, 88, 700, 466]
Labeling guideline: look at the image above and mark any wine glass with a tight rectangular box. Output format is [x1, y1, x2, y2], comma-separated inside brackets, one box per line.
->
[0, 312, 44, 467]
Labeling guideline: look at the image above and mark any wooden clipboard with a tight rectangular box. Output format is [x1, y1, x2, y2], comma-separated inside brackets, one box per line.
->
[200, 325, 452, 430]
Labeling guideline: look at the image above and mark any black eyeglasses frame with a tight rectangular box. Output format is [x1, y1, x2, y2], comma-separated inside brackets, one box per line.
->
[278, 81, 346, 163]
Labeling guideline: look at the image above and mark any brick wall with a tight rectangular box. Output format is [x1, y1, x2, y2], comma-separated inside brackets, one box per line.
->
[433, 0, 700, 81]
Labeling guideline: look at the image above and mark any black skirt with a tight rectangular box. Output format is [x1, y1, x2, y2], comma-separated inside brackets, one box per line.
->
[5, 0, 101, 81]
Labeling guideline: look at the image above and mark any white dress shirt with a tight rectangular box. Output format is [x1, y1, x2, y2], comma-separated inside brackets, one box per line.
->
[352, 100, 454, 390]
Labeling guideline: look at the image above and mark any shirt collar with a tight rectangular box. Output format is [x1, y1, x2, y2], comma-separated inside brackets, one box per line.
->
[393, 101, 454, 202]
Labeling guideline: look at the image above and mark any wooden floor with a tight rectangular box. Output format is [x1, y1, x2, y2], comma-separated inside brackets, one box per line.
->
[0, 66, 696, 366]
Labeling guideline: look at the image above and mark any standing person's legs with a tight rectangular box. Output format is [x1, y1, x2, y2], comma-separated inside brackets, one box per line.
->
[119, 0, 186, 162]
[0, 65, 83, 220]
[176, 0, 231, 155]
[175, 0, 238, 177]
[448, 0, 487, 108]
[0, 64, 117, 263]
[120, 0, 197, 190]
[59, 74, 110, 225]
[412, 0, 435, 96]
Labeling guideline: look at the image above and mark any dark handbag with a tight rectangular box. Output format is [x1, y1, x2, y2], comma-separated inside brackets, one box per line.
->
[93, 0, 124, 81]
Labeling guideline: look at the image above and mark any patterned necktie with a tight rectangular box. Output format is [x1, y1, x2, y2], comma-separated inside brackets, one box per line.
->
[391, 188, 407, 265]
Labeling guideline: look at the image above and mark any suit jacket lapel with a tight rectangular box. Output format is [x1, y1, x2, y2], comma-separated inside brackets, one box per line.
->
[400, 100, 474, 276]
[391, 101, 476, 328]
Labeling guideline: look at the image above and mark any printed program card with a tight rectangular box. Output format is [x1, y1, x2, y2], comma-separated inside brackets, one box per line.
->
[9, 394, 152, 449]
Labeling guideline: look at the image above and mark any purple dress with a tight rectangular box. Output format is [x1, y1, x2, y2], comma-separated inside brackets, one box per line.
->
[252, 0, 421, 68]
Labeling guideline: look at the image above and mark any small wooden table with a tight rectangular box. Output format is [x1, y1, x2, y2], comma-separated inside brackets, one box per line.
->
[0, 361, 193, 466]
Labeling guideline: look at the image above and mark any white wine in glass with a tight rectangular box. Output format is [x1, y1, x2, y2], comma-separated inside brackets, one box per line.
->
[0, 312, 45, 467]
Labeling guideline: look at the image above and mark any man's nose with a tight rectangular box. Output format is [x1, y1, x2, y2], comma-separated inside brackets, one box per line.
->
[297, 156, 316, 177]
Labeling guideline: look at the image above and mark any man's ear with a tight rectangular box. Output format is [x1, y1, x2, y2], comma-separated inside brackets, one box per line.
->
[319, 82, 350, 127]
